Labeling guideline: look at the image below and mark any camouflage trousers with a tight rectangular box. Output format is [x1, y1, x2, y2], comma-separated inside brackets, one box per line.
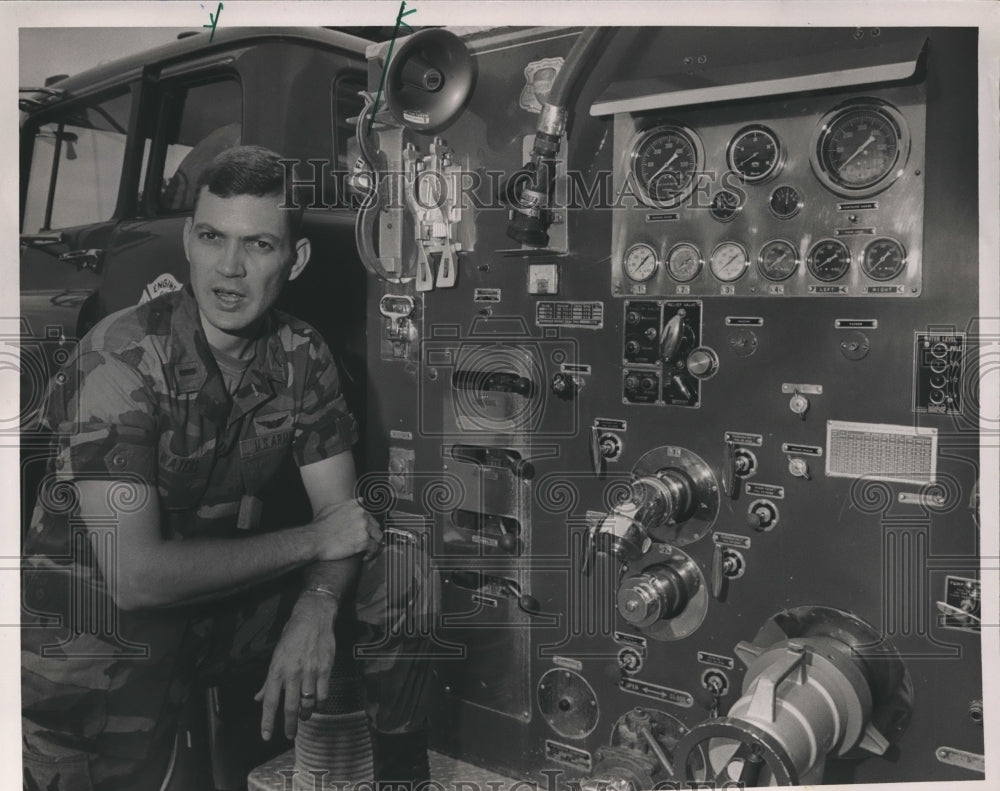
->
[22, 534, 437, 791]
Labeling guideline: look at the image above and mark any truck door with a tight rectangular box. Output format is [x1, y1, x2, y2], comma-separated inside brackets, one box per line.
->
[20, 87, 137, 342]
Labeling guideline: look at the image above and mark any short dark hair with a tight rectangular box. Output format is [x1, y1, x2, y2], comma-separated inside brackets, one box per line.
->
[194, 145, 305, 239]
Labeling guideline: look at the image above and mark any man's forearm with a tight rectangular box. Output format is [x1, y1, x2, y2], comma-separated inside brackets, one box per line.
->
[301, 557, 362, 600]
[119, 525, 320, 610]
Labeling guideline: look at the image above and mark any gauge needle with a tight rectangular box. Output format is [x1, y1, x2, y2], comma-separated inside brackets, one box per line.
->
[840, 133, 876, 169]
[875, 251, 891, 266]
[769, 251, 788, 268]
[650, 151, 680, 181]
[737, 151, 759, 167]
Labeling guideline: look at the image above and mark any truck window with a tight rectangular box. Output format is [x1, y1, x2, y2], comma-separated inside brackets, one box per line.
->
[22, 90, 132, 232]
[158, 78, 242, 212]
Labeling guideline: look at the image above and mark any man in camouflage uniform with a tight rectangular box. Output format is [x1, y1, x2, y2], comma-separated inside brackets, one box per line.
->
[22, 146, 433, 790]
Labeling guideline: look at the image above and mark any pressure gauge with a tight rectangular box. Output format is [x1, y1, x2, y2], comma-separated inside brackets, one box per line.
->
[623, 243, 659, 282]
[807, 238, 852, 282]
[728, 124, 783, 183]
[666, 243, 703, 282]
[709, 242, 749, 283]
[810, 99, 910, 197]
[631, 125, 704, 206]
[709, 190, 742, 223]
[769, 185, 802, 220]
[757, 239, 799, 282]
[861, 237, 907, 280]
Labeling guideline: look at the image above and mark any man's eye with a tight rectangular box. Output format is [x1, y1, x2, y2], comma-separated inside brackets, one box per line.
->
[252, 240, 274, 251]
[198, 232, 219, 241]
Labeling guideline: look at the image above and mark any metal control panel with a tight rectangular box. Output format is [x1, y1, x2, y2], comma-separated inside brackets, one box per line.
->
[362, 26, 983, 789]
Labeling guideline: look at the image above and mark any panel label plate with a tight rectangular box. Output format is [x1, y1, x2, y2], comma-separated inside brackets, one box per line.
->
[782, 443, 823, 456]
[536, 301, 605, 328]
[745, 483, 785, 499]
[713, 532, 751, 549]
[545, 740, 592, 771]
[619, 678, 694, 707]
[697, 651, 735, 669]
[614, 631, 648, 650]
[725, 431, 763, 446]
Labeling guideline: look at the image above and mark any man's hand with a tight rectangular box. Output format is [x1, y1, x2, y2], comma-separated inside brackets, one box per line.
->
[255, 593, 337, 741]
[313, 499, 382, 561]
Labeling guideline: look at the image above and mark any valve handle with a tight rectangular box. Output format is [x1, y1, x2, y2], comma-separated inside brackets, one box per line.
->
[712, 543, 726, 599]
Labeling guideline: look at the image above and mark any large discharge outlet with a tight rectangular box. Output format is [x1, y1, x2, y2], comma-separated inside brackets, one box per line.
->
[673, 608, 911, 786]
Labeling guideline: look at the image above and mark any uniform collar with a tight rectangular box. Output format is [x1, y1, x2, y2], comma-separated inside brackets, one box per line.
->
[166, 287, 288, 425]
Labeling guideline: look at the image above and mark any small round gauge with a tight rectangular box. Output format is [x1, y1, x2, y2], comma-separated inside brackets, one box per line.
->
[727, 124, 782, 183]
[623, 242, 659, 282]
[807, 238, 852, 282]
[757, 239, 799, 282]
[709, 190, 742, 223]
[811, 100, 910, 196]
[769, 185, 802, 219]
[631, 125, 703, 205]
[709, 242, 749, 283]
[862, 237, 907, 280]
[666, 242, 703, 282]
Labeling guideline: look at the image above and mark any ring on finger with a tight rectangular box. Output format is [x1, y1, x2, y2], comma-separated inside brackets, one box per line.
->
[300, 691, 316, 701]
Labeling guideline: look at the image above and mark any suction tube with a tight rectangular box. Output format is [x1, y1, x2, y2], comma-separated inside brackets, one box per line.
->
[505, 27, 614, 247]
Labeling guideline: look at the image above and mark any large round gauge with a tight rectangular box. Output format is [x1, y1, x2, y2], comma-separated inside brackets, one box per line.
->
[709, 242, 749, 283]
[769, 185, 802, 219]
[757, 239, 799, 282]
[623, 242, 659, 282]
[631, 125, 704, 206]
[810, 99, 910, 196]
[862, 237, 907, 280]
[807, 238, 852, 282]
[666, 242, 703, 282]
[727, 124, 783, 183]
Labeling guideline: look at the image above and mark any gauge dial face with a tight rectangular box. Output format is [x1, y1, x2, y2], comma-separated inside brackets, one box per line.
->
[862, 237, 907, 280]
[757, 239, 799, 282]
[709, 242, 749, 283]
[807, 238, 852, 282]
[666, 243, 703, 282]
[709, 190, 742, 223]
[631, 126, 702, 205]
[812, 102, 908, 195]
[623, 243, 659, 282]
[728, 125, 782, 183]
[769, 185, 802, 219]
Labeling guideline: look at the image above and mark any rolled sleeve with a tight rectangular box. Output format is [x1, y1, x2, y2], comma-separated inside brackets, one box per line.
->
[293, 339, 358, 466]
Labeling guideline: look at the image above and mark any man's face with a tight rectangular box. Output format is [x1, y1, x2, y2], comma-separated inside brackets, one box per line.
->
[183, 189, 309, 352]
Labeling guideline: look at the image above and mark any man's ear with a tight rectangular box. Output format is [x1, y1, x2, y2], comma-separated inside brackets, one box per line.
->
[182, 216, 193, 261]
[288, 238, 311, 282]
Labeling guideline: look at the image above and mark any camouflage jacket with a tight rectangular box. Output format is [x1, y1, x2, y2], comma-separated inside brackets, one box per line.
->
[22, 287, 358, 767]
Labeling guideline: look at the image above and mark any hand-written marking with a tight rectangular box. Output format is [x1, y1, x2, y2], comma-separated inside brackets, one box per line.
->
[368, 0, 418, 135]
[204, 2, 224, 43]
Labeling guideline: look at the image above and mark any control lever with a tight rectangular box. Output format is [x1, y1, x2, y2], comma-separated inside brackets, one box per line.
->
[590, 426, 603, 476]
[712, 543, 726, 599]
[723, 440, 752, 500]
[502, 579, 542, 615]
[660, 312, 684, 364]
[638, 724, 674, 776]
